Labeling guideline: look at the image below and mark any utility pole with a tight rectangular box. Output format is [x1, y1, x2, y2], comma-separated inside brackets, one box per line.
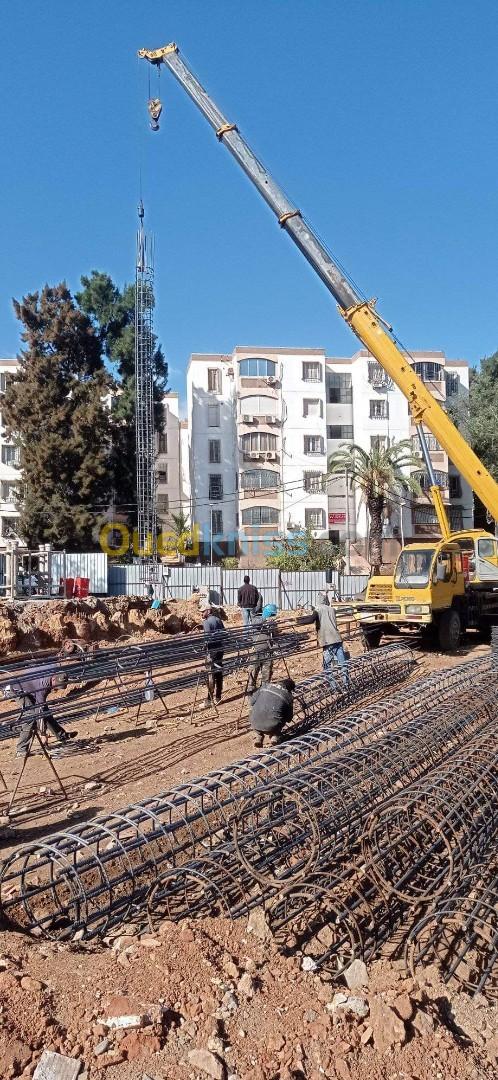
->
[344, 467, 351, 575]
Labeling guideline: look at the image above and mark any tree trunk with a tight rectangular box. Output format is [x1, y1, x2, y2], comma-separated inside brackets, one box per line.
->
[368, 496, 385, 574]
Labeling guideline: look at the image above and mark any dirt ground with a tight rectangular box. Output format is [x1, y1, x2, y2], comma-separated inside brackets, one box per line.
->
[0, 621, 481, 852]
[0, 617, 493, 1079]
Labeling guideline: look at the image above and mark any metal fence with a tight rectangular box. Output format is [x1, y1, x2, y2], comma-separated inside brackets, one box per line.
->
[107, 563, 368, 609]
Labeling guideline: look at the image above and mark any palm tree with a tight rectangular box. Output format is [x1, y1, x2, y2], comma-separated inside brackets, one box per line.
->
[168, 510, 191, 559]
[327, 441, 422, 574]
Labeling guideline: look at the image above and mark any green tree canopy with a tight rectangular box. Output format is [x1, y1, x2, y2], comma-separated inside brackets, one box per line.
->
[3, 283, 112, 549]
[76, 271, 168, 513]
[267, 528, 343, 571]
[327, 441, 421, 574]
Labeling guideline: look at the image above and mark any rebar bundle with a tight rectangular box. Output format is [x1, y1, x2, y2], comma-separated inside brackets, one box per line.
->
[1, 650, 492, 943]
[0, 637, 411, 743]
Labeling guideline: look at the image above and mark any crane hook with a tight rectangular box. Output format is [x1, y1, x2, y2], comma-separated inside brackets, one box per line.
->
[147, 98, 163, 131]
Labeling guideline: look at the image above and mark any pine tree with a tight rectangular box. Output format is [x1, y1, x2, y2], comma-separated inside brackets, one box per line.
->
[3, 283, 112, 549]
[76, 272, 168, 517]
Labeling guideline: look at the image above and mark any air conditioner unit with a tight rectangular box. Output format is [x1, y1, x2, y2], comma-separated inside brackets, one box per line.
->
[265, 451, 277, 460]
[265, 415, 276, 424]
[242, 414, 253, 423]
[227, 367, 234, 376]
[247, 451, 260, 460]
[266, 376, 277, 386]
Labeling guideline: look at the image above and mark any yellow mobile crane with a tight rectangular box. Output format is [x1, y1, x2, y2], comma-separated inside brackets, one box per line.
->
[139, 42, 498, 651]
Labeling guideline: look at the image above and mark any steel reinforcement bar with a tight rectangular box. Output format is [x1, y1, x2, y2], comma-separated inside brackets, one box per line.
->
[0, 654, 492, 941]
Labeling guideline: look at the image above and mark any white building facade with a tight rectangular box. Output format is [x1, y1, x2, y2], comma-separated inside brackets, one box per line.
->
[187, 345, 473, 561]
[0, 360, 22, 544]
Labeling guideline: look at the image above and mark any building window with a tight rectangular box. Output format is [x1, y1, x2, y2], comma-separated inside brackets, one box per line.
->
[209, 439, 221, 464]
[0, 373, 9, 393]
[328, 425, 353, 440]
[450, 506, 463, 529]
[241, 469, 280, 490]
[209, 474, 223, 500]
[414, 469, 448, 492]
[303, 471, 324, 493]
[208, 404, 220, 427]
[211, 510, 223, 533]
[412, 361, 444, 383]
[371, 435, 387, 452]
[157, 494, 169, 513]
[302, 361, 322, 383]
[367, 361, 384, 385]
[305, 508, 326, 529]
[2, 517, 19, 539]
[157, 468, 168, 485]
[449, 474, 462, 498]
[328, 373, 352, 403]
[411, 433, 441, 452]
[445, 372, 460, 396]
[369, 399, 389, 419]
[0, 481, 16, 501]
[329, 529, 340, 545]
[304, 435, 324, 455]
[303, 398, 323, 418]
[158, 433, 168, 454]
[208, 368, 222, 393]
[241, 432, 278, 453]
[239, 358, 276, 377]
[1, 445, 19, 466]
[242, 506, 279, 526]
[240, 395, 276, 417]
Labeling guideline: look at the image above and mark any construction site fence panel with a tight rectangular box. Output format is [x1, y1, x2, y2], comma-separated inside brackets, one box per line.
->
[107, 564, 369, 608]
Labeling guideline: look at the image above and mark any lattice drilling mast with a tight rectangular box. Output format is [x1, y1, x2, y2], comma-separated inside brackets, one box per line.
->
[135, 201, 157, 574]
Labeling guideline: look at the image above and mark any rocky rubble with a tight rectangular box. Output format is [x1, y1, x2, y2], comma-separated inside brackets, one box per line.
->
[0, 595, 212, 654]
[0, 913, 497, 1079]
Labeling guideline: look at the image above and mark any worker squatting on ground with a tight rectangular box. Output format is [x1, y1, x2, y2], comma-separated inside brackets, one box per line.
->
[237, 575, 261, 626]
[250, 678, 296, 748]
[4, 670, 76, 758]
[299, 592, 349, 685]
[248, 603, 279, 691]
[201, 604, 225, 707]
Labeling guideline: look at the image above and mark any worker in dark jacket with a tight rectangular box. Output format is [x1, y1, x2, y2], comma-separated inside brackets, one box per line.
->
[201, 605, 225, 706]
[9, 669, 75, 757]
[250, 678, 295, 748]
[300, 591, 349, 685]
[248, 603, 278, 691]
[237, 576, 260, 627]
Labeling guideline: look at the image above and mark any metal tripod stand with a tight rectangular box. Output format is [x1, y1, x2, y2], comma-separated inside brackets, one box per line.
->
[7, 725, 68, 815]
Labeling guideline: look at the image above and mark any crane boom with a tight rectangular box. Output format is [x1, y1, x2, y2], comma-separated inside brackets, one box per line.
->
[138, 42, 498, 527]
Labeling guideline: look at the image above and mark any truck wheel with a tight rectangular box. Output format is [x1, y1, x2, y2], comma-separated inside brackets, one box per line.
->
[363, 627, 383, 650]
[438, 610, 461, 652]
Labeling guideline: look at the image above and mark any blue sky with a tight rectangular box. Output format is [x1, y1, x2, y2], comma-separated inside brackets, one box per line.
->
[1, 0, 497, 405]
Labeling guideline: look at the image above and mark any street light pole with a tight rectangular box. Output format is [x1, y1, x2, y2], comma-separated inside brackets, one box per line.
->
[345, 467, 351, 575]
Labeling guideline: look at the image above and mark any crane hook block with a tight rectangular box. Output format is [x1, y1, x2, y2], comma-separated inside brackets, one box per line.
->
[148, 98, 163, 132]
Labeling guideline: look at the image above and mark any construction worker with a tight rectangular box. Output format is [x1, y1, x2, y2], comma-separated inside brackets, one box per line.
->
[201, 604, 225, 707]
[8, 669, 76, 758]
[250, 678, 296, 748]
[248, 603, 278, 691]
[237, 575, 260, 627]
[300, 591, 349, 685]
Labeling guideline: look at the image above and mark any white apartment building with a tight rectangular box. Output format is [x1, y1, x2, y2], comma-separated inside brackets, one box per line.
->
[187, 346, 473, 561]
[187, 348, 329, 560]
[326, 349, 472, 550]
[0, 360, 22, 545]
[155, 392, 190, 529]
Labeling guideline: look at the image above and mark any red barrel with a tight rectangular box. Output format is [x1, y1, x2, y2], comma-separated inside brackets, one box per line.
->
[74, 577, 90, 598]
[60, 577, 75, 598]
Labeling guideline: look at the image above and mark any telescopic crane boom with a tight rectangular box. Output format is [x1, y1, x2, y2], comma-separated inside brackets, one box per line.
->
[138, 42, 498, 532]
